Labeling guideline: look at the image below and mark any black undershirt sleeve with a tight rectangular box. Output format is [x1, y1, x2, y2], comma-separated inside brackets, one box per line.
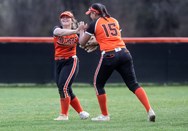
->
[86, 20, 97, 35]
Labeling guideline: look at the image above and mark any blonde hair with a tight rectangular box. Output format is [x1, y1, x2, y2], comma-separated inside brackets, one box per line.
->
[71, 18, 78, 30]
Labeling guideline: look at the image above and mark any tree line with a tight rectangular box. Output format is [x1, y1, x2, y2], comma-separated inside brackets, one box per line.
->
[0, 0, 187, 37]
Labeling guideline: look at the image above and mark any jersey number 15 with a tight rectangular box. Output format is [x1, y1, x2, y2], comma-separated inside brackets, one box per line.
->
[102, 23, 118, 37]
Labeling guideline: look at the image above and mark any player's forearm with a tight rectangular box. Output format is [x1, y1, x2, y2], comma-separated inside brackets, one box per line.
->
[53, 28, 78, 36]
[79, 30, 87, 46]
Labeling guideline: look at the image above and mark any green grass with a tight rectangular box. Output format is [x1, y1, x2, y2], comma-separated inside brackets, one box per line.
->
[0, 85, 188, 131]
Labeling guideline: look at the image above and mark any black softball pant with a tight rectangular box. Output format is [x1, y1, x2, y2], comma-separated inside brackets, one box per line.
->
[55, 56, 79, 99]
[94, 48, 140, 95]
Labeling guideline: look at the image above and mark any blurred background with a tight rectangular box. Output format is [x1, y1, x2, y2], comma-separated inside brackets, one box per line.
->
[0, 0, 188, 84]
[0, 0, 188, 37]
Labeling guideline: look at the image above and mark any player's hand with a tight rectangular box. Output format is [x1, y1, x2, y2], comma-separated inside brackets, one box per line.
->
[78, 21, 88, 31]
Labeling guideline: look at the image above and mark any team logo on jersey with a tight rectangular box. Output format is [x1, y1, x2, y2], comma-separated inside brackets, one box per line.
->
[57, 36, 78, 46]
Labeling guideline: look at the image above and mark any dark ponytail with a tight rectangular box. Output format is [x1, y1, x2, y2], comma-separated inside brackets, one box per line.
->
[101, 4, 110, 18]
[91, 3, 111, 20]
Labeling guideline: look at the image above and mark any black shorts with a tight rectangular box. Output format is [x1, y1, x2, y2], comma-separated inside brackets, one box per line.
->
[94, 48, 140, 95]
[55, 56, 79, 98]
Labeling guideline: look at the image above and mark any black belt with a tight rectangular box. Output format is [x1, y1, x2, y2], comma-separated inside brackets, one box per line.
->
[55, 55, 77, 60]
[101, 48, 126, 55]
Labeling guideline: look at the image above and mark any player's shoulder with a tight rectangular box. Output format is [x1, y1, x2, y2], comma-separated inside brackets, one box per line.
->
[109, 17, 118, 22]
[53, 25, 62, 31]
[108, 17, 119, 25]
[88, 19, 98, 29]
[53, 26, 62, 37]
[89, 19, 98, 26]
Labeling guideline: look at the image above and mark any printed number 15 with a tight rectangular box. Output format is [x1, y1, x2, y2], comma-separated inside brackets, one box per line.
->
[102, 23, 118, 37]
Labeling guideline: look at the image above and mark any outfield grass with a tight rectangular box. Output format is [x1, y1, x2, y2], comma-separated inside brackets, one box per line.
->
[0, 85, 188, 131]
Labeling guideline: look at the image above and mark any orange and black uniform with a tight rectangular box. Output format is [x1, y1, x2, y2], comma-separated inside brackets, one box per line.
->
[86, 17, 140, 95]
[53, 26, 79, 99]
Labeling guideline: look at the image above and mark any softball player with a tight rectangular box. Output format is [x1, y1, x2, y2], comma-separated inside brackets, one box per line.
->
[53, 11, 89, 120]
[79, 3, 156, 122]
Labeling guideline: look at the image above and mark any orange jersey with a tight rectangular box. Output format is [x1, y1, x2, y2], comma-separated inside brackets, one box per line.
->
[53, 34, 78, 60]
[86, 17, 125, 52]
